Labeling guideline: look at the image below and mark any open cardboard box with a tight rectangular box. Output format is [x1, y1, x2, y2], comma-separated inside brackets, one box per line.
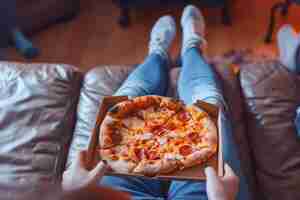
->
[87, 96, 224, 181]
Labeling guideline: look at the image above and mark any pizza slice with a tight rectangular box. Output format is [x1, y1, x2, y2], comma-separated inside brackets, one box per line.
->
[157, 105, 218, 168]
[138, 97, 184, 132]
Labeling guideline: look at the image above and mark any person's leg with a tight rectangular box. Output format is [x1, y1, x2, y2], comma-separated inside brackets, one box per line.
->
[101, 15, 176, 200]
[115, 15, 176, 98]
[178, 47, 224, 106]
[101, 176, 165, 200]
[169, 5, 251, 200]
[168, 181, 208, 200]
[114, 53, 168, 97]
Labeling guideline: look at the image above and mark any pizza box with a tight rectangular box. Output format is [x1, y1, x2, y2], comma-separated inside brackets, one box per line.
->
[87, 96, 224, 181]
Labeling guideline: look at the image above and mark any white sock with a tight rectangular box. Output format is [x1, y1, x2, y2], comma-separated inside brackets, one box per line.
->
[149, 16, 176, 61]
[277, 24, 300, 73]
[181, 5, 207, 57]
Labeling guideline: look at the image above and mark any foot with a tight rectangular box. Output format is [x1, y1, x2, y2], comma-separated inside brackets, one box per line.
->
[181, 5, 207, 57]
[149, 16, 176, 61]
[277, 24, 300, 73]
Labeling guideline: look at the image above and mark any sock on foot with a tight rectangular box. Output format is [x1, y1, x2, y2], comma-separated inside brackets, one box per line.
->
[181, 5, 207, 57]
[149, 16, 176, 62]
[12, 29, 39, 59]
[277, 24, 300, 73]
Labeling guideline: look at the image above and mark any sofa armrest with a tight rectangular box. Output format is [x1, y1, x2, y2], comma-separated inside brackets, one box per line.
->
[0, 62, 82, 191]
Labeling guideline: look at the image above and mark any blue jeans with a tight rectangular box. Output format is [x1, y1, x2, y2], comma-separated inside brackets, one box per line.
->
[101, 48, 251, 200]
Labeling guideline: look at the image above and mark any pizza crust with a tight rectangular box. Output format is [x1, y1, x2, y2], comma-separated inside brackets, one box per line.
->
[107, 159, 137, 174]
[99, 116, 124, 148]
[181, 148, 214, 168]
[133, 160, 162, 176]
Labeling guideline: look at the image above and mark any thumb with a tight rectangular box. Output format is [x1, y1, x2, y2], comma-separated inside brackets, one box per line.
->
[205, 167, 227, 200]
[222, 164, 239, 199]
[89, 161, 108, 181]
[222, 164, 239, 185]
[205, 166, 220, 185]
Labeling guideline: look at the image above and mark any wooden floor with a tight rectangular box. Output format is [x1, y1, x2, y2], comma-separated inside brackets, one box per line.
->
[6, 0, 300, 71]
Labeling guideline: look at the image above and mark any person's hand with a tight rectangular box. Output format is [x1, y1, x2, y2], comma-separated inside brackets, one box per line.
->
[62, 150, 108, 192]
[62, 151, 131, 200]
[205, 164, 239, 200]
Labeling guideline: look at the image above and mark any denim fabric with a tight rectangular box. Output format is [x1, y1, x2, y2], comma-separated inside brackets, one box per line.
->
[101, 176, 165, 200]
[178, 48, 225, 107]
[179, 48, 250, 200]
[101, 49, 251, 200]
[114, 53, 169, 97]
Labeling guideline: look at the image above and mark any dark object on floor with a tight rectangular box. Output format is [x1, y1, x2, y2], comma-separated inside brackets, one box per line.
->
[17, 0, 80, 35]
[114, 0, 232, 28]
[265, 0, 300, 43]
[1, 0, 80, 59]
[11, 29, 39, 59]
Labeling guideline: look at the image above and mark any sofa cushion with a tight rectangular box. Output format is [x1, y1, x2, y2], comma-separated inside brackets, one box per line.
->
[0, 62, 82, 194]
[240, 60, 300, 200]
[66, 66, 134, 167]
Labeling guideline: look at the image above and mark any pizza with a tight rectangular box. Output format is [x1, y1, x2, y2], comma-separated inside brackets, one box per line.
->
[98, 95, 218, 176]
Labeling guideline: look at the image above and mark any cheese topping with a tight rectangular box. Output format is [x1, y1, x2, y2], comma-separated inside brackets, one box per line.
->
[158, 137, 168, 145]
[139, 132, 153, 140]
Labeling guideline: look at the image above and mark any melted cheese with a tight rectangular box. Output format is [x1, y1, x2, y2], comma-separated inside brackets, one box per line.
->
[123, 117, 145, 129]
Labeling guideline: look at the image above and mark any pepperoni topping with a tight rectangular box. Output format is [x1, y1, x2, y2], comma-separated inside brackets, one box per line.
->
[134, 148, 148, 160]
[178, 111, 191, 121]
[134, 148, 142, 161]
[179, 145, 193, 156]
[188, 132, 199, 141]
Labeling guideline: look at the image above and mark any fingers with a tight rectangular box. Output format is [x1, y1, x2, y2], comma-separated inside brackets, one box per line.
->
[205, 167, 227, 200]
[222, 164, 239, 199]
[222, 164, 239, 185]
[205, 166, 219, 184]
[224, 164, 235, 176]
[89, 161, 109, 180]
